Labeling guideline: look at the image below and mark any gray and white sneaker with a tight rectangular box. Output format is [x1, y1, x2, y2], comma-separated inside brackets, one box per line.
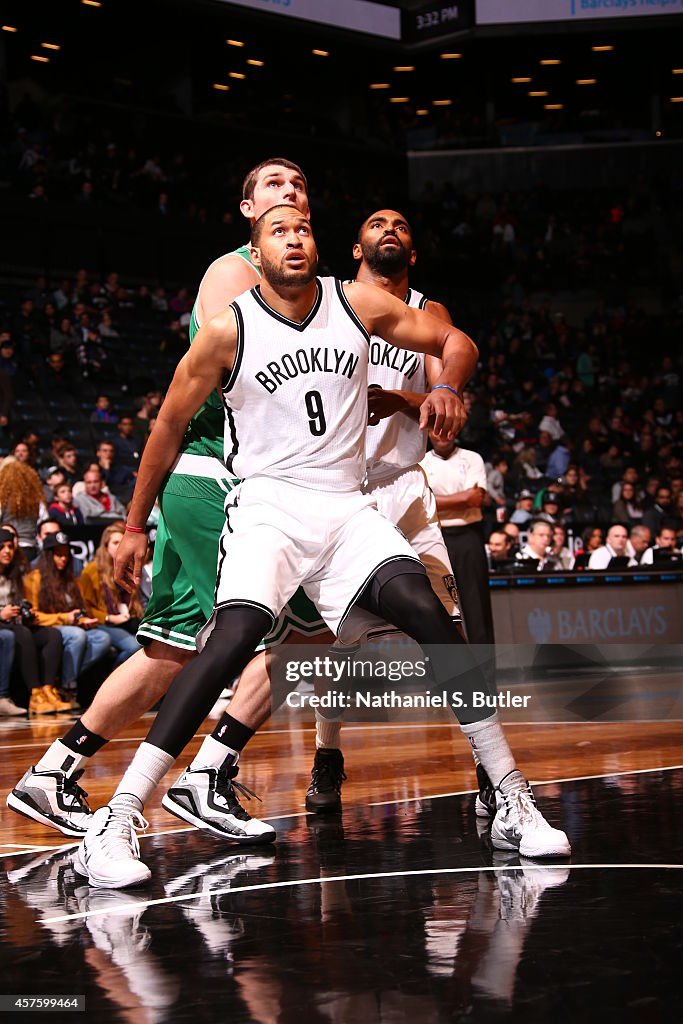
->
[161, 763, 276, 844]
[7, 766, 93, 836]
[490, 771, 570, 858]
[73, 803, 152, 889]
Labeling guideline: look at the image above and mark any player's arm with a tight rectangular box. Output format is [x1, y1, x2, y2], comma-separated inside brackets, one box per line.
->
[195, 253, 260, 325]
[347, 283, 476, 438]
[115, 309, 238, 590]
[367, 300, 450, 425]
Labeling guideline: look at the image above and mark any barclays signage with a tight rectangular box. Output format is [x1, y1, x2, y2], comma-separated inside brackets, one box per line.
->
[527, 604, 668, 642]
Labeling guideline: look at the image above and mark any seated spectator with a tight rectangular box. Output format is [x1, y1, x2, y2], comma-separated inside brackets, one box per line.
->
[115, 414, 141, 468]
[628, 524, 652, 564]
[0, 528, 66, 715]
[12, 442, 32, 465]
[0, 624, 18, 715]
[42, 467, 66, 503]
[502, 521, 521, 557]
[486, 529, 514, 571]
[486, 454, 508, 508]
[36, 352, 75, 395]
[76, 328, 109, 379]
[23, 532, 111, 698]
[570, 525, 604, 571]
[47, 483, 84, 526]
[643, 486, 673, 537]
[551, 524, 574, 570]
[611, 467, 641, 505]
[79, 523, 143, 666]
[0, 459, 47, 561]
[74, 468, 126, 521]
[538, 402, 564, 441]
[546, 435, 571, 481]
[89, 394, 118, 424]
[587, 524, 635, 569]
[54, 442, 80, 486]
[516, 519, 561, 571]
[510, 489, 535, 526]
[0, 335, 18, 378]
[33, 518, 84, 575]
[613, 481, 644, 525]
[96, 441, 134, 500]
[640, 524, 681, 566]
[536, 489, 563, 525]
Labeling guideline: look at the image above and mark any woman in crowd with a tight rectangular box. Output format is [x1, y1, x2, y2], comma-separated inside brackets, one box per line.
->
[79, 523, 143, 665]
[0, 459, 47, 562]
[612, 481, 644, 526]
[572, 525, 604, 571]
[0, 527, 67, 714]
[23, 532, 111, 700]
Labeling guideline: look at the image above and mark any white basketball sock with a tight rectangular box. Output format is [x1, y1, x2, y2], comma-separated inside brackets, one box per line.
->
[190, 735, 239, 770]
[36, 739, 86, 775]
[112, 742, 175, 808]
[315, 712, 342, 750]
[459, 713, 516, 789]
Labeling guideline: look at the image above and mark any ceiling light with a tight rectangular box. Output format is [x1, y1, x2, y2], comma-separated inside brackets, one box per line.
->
[229, 72, 246, 79]
[393, 66, 415, 72]
[577, 79, 597, 85]
[440, 53, 461, 59]
[673, 69, 683, 74]
[31, 55, 49, 62]
[540, 59, 561, 65]
[432, 99, 452, 106]
[227, 39, 244, 47]
[369, 83, 390, 90]
[511, 77, 532, 83]
[247, 59, 264, 67]
[592, 45, 614, 52]
[390, 97, 410, 103]
[1, 25, 18, 33]
[41, 43, 61, 51]
[213, 83, 230, 91]
[416, 109, 429, 115]
[545, 104, 564, 110]
[670, 96, 683, 103]
[82, 1, 102, 6]
[312, 49, 329, 57]
[529, 91, 548, 97]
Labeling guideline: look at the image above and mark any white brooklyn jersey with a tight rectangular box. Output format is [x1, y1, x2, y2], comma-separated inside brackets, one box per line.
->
[366, 288, 429, 485]
[225, 277, 370, 492]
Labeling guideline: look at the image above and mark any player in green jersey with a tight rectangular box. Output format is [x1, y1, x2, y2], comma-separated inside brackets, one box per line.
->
[7, 159, 332, 839]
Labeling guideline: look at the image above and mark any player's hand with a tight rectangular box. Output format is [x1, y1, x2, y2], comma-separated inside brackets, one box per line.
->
[115, 531, 147, 593]
[418, 388, 467, 440]
[367, 386, 407, 425]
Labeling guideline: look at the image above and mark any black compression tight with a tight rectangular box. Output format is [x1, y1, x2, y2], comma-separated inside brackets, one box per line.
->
[356, 564, 494, 724]
[145, 606, 271, 758]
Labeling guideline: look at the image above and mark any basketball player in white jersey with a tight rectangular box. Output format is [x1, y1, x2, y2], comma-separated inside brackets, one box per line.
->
[305, 210, 495, 819]
[74, 206, 570, 888]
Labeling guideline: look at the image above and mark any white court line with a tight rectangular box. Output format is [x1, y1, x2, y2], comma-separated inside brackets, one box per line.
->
[0, 718, 677, 752]
[3, 762, 682, 861]
[43, 862, 683, 925]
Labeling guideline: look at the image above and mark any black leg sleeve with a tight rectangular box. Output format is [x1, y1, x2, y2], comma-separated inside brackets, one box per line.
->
[146, 606, 272, 758]
[358, 564, 495, 724]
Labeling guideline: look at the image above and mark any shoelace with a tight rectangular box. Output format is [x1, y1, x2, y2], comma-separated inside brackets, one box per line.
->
[99, 807, 149, 860]
[310, 756, 347, 793]
[62, 770, 92, 814]
[214, 766, 261, 821]
[503, 786, 542, 827]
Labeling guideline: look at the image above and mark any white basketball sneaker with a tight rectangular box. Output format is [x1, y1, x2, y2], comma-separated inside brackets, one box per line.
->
[7, 766, 93, 836]
[73, 803, 152, 888]
[490, 771, 571, 858]
[161, 763, 276, 844]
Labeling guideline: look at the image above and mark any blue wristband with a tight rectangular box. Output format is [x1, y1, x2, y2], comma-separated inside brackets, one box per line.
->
[431, 384, 461, 399]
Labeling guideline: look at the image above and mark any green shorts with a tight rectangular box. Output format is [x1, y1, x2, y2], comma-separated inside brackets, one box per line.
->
[138, 472, 327, 651]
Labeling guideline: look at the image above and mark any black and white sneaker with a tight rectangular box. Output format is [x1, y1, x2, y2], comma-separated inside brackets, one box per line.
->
[474, 763, 496, 819]
[7, 767, 93, 836]
[305, 748, 346, 814]
[161, 763, 276, 844]
[491, 771, 571, 858]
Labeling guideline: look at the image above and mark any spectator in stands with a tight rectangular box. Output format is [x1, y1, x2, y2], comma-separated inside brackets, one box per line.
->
[79, 523, 143, 665]
[12, 442, 31, 465]
[54, 442, 80, 486]
[89, 395, 118, 424]
[23, 532, 111, 698]
[643, 486, 673, 537]
[33, 518, 84, 575]
[510, 489, 534, 526]
[551, 524, 574, 570]
[536, 489, 563, 525]
[0, 622, 18, 715]
[517, 520, 560, 571]
[640, 525, 680, 566]
[588, 524, 635, 569]
[486, 529, 513, 571]
[96, 441, 134, 500]
[486, 454, 508, 508]
[613, 481, 644, 525]
[115, 414, 140, 467]
[74, 468, 126, 521]
[42, 467, 65, 504]
[572, 526, 604, 570]
[502, 521, 521, 556]
[538, 402, 563, 441]
[0, 459, 47, 561]
[0, 528, 67, 715]
[611, 466, 640, 504]
[628, 524, 652, 564]
[0, 336, 18, 378]
[76, 328, 109, 380]
[546, 435, 572, 481]
[36, 351, 75, 395]
[48, 483, 84, 526]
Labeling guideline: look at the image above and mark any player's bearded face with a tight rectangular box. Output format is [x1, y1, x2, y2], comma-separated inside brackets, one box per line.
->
[360, 231, 411, 274]
[259, 246, 318, 286]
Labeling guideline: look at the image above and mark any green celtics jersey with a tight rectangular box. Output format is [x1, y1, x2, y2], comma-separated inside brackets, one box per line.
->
[180, 245, 260, 461]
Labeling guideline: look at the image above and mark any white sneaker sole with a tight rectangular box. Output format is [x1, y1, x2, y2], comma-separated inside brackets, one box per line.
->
[6, 791, 90, 838]
[491, 828, 571, 858]
[161, 794, 276, 845]
[72, 844, 152, 888]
